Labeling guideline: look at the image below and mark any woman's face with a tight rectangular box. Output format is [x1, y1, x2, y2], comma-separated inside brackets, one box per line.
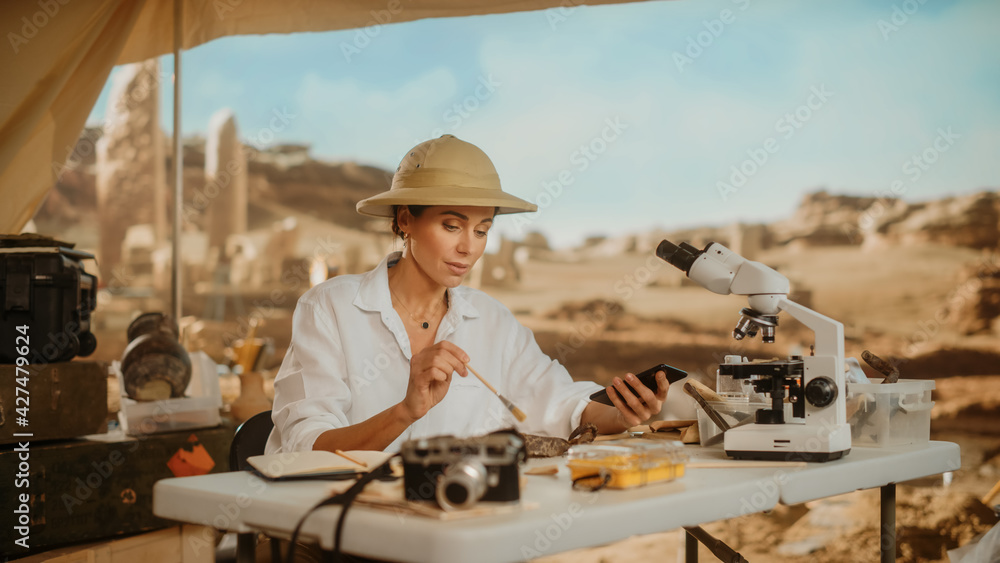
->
[401, 206, 494, 287]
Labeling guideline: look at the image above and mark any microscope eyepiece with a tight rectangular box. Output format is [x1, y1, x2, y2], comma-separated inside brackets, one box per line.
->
[656, 239, 699, 273]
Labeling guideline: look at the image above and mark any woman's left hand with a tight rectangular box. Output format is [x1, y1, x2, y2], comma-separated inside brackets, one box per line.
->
[605, 370, 670, 427]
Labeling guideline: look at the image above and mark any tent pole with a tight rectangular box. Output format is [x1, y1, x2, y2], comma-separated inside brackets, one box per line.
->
[171, 0, 183, 323]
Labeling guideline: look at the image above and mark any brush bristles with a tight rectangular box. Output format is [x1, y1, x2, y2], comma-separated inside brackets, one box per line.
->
[500, 395, 528, 422]
[510, 406, 527, 422]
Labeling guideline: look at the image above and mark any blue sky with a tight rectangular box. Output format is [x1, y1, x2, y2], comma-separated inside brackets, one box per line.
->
[87, 0, 1000, 248]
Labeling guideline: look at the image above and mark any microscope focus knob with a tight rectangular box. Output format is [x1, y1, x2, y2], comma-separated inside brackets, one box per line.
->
[805, 377, 838, 408]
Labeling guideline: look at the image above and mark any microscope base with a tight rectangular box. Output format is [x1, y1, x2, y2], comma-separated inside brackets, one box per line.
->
[724, 422, 851, 463]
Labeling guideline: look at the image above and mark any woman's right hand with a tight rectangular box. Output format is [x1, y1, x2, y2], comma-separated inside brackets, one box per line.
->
[399, 341, 470, 423]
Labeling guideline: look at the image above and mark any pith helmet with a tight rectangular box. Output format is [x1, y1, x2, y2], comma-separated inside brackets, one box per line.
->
[356, 135, 537, 218]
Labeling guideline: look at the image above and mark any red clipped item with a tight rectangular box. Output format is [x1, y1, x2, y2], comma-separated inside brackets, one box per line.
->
[167, 434, 216, 477]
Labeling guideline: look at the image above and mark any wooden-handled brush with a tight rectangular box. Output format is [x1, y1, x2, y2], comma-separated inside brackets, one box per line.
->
[466, 365, 527, 422]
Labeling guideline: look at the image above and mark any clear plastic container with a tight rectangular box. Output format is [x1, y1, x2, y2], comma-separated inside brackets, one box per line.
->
[567, 440, 687, 489]
[696, 401, 769, 447]
[846, 378, 935, 447]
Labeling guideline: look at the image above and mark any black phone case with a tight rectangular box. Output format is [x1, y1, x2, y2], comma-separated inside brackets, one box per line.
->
[589, 364, 687, 406]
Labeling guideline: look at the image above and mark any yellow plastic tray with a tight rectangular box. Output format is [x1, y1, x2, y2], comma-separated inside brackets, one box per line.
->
[567, 441, 687, 489]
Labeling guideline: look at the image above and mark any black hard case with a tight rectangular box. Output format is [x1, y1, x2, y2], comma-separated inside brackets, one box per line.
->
[0, 244, 98, 364]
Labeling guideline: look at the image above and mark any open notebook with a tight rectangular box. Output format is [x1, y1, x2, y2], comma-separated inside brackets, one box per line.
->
[246, 450, 394, 480]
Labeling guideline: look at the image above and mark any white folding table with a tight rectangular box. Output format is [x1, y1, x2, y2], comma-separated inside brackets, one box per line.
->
[153, 441, 959, 562]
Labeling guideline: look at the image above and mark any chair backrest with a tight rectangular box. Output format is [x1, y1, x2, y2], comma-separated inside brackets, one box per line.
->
[228, 410, 274, 471]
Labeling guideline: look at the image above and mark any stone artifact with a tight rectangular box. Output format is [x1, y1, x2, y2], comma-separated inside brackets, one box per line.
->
[204, 109, 248, 252]
[121, 312, 191, 400]
[95, 59, 167, 281]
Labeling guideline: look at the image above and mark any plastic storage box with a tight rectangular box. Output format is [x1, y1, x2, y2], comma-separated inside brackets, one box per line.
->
[567, 440, 687, 489]
[696, 400, 769, 447]
[847, 378, 935, 447]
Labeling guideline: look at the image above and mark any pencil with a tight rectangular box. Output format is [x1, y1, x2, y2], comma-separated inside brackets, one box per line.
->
[334, 449, 368, 468]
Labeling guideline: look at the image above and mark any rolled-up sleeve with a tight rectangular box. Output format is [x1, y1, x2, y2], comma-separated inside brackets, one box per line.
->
[503, 319, 602, 439]
[268, 298, 352, 453]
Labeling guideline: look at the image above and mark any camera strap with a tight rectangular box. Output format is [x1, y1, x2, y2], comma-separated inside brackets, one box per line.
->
[285, 455, 399, 563]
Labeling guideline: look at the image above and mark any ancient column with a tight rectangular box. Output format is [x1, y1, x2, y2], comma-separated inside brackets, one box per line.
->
[204, 109, 248, 252]
[95, 59, 167, 282]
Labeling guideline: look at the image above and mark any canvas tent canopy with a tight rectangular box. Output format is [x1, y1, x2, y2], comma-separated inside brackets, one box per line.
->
[0, 0, 638, 234]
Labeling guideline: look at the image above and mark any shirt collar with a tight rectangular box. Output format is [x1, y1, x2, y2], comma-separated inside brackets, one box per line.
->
[353, 252, 481, 321]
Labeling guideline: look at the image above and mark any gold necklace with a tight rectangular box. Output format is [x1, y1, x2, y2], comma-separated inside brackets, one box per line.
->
[389, 285, 447, 329]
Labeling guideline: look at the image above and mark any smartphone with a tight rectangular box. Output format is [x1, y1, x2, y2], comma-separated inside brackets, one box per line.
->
[589, 363, 688, 406]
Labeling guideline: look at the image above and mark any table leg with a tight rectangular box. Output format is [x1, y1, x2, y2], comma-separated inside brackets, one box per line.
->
[236, 532, 255, 563]
[881, 483, 895, 563]
[686, 529, 698, 563]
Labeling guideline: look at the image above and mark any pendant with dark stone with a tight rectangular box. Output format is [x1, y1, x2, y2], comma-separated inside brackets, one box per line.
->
[421, 322, 429, 329]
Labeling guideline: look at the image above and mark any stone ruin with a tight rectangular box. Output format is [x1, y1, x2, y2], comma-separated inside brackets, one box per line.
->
[862, 191, 1000, 250]
[95, 59, 168, 285]
[81, 58, 396, 322]
[945, 251, 1000, 335]
[204, 108, 248, 254]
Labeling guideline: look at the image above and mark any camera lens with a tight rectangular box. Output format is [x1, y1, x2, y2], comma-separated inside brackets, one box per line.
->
[444, 483, 469, 505]
[437, 460, 488, 511]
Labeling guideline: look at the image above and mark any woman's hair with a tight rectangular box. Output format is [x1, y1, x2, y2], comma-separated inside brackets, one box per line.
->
[391, 205, 428, 240]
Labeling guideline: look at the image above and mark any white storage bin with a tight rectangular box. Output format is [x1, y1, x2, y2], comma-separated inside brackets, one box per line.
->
[846, 378, 935, 447]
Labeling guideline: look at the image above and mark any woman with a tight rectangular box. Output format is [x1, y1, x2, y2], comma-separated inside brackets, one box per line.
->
[266, 135, 668, 454]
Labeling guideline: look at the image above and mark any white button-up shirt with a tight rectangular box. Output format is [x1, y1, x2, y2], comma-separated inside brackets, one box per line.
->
[265, 252, 602, 454]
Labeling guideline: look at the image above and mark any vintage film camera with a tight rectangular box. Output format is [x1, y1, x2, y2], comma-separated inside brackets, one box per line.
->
[401, 431, 525, 511]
